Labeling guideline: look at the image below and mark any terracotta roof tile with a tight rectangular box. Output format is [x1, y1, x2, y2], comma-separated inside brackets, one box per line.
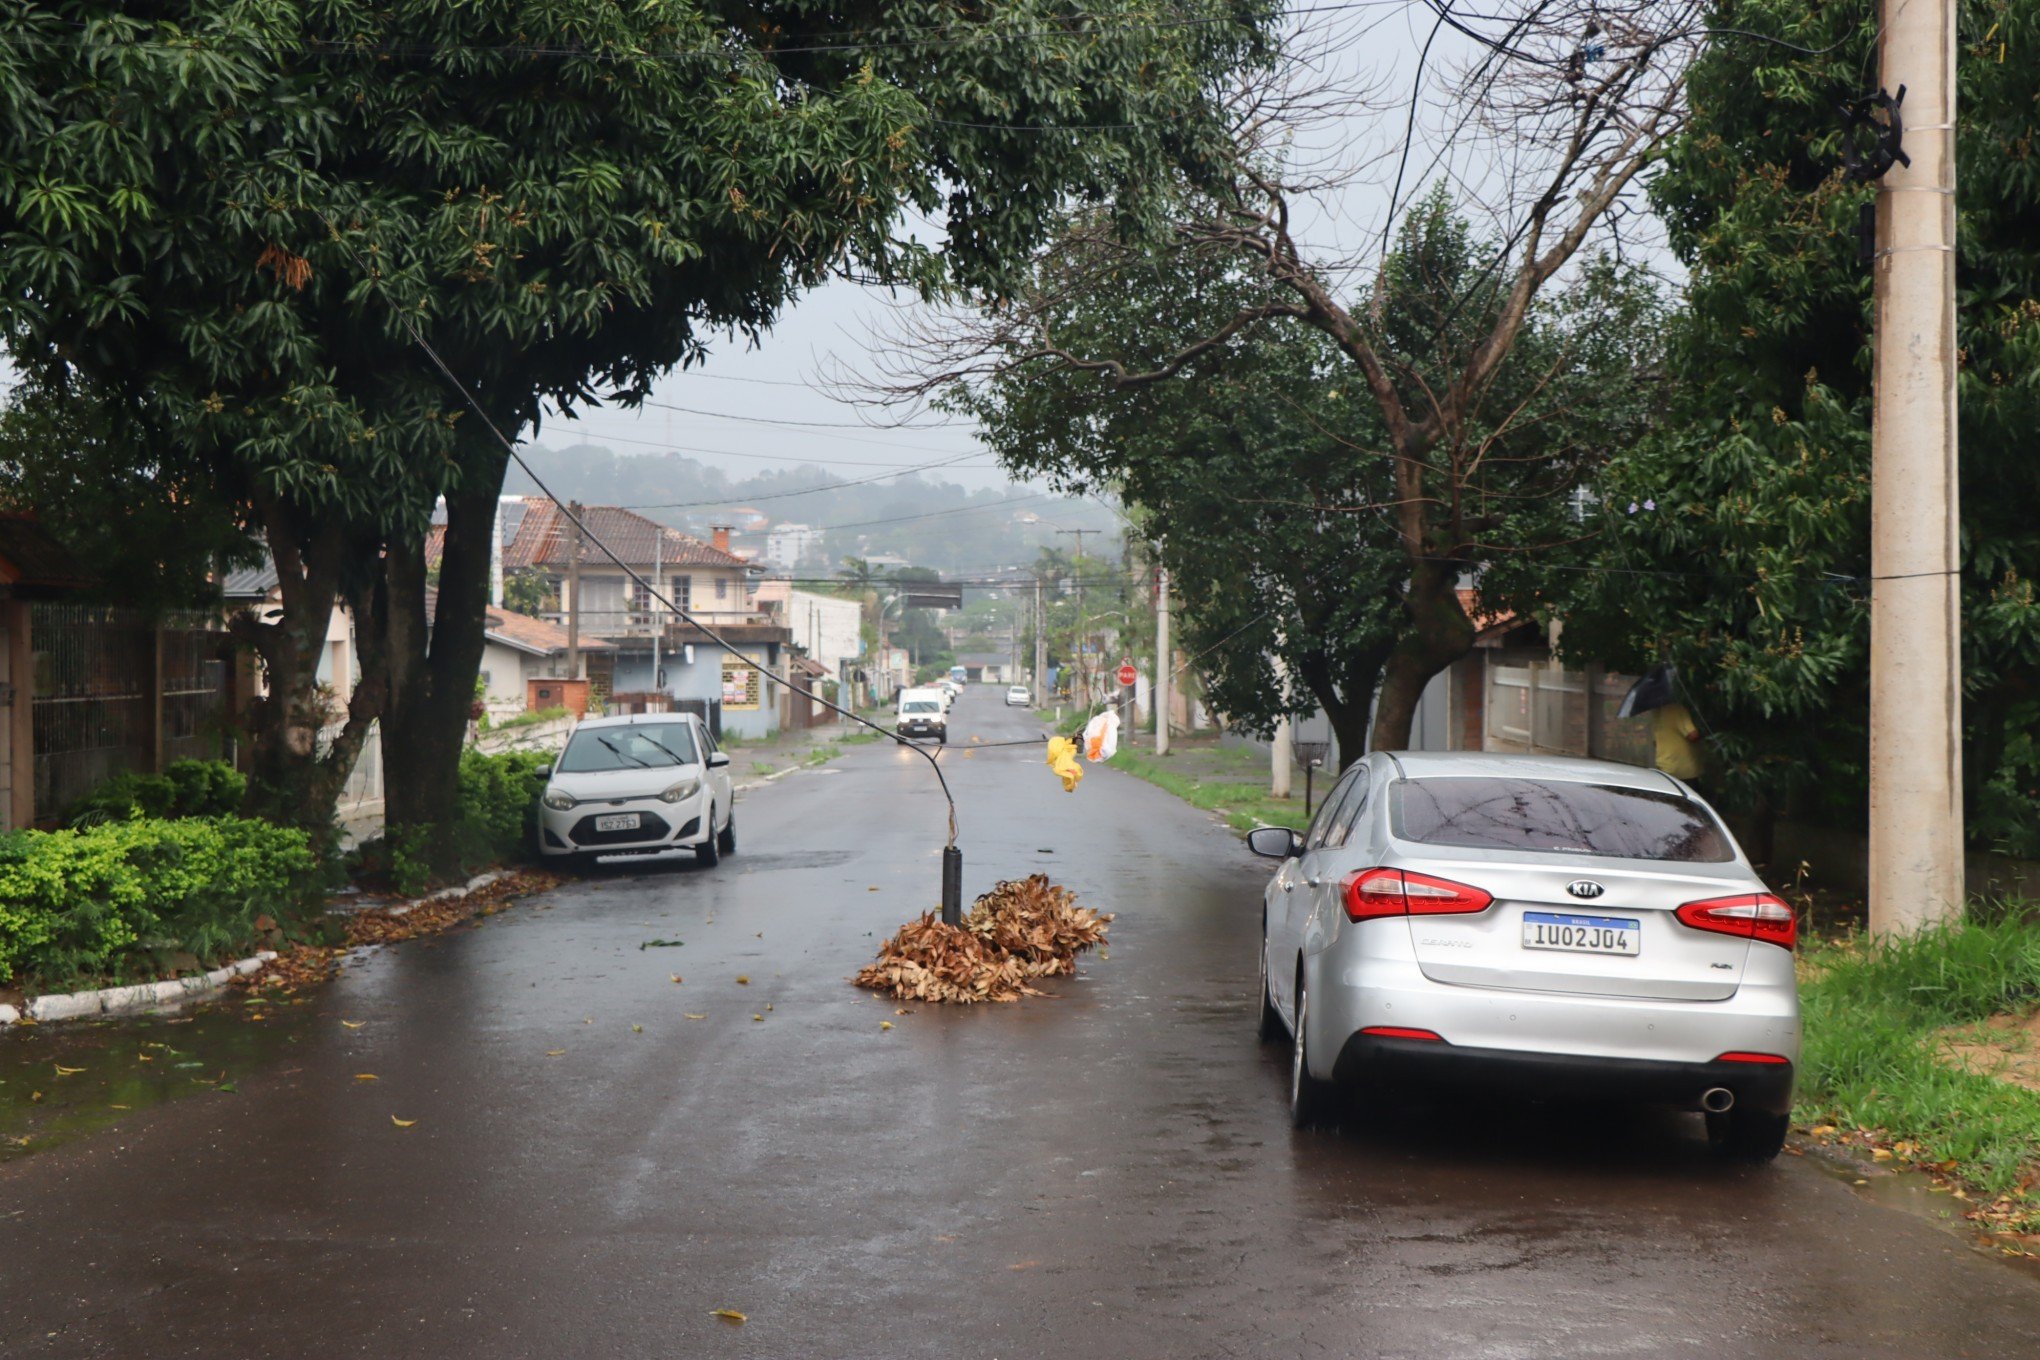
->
[502, 500, 747, 571]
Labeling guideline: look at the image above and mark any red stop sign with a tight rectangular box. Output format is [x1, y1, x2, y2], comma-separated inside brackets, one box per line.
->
[1116, 661, 1138, 687]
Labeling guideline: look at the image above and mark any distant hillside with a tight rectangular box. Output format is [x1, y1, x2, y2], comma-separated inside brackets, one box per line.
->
[502, 444, 1121, 576]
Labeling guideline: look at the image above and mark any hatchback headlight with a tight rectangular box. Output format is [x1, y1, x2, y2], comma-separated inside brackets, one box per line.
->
[541, 788, 577, 811]
[658, 777, 701, 804]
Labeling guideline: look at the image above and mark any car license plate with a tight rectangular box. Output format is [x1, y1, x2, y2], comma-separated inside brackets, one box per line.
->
[594, 813, 640, 833]
[1522, 911, 1639, 956]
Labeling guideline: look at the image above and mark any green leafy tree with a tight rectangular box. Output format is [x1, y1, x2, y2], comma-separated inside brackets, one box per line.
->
[957, 198, 1668, 757]
[915, 4, 1704, 747]
[0, 0, 1274, 851]
[1561, 0, 2040, 854]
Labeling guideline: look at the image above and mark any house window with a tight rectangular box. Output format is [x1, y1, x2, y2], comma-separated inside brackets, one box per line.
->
[714, 576, 728, 601]
[629, 579, 655, 624]
[671, 575, 691, 611]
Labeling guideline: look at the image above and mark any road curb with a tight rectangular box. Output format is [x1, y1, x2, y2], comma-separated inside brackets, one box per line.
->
[2, 951, 279, 1028]
[0, 871, 510, 1030]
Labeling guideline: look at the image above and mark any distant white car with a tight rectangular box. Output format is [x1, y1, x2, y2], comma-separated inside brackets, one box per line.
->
[1005, 685, 1031, 706]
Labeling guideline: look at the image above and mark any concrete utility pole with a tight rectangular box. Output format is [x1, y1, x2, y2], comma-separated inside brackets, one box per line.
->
[1270, 647, 1292, 799]
[1033, 575, 1048, 700]
[1055, 528, 1091, 702]
[565, 500, 584, 679]
[649, 525, 662, 697]
[1154, 565, 1171, 755]
[1869, 0, 1964, 934]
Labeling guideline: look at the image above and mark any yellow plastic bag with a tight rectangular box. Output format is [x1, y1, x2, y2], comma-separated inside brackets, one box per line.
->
[1045, 736, 1084, 792]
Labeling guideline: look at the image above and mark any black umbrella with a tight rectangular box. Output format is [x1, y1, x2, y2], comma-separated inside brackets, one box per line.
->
[1617, 664, 1678, 719]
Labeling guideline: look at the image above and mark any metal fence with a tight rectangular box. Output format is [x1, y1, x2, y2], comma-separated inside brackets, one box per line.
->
[30, 605, 227, 819]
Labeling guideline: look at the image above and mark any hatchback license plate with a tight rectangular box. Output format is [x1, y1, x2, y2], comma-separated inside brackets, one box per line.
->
[594, 813, 640, 833]
[1522, 911, 1639, 956]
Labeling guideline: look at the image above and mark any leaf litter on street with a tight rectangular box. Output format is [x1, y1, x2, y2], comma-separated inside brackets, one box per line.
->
[854, 875, 1110, 1004]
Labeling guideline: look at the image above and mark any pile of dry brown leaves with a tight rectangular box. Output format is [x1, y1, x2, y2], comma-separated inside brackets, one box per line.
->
[236, 869, 562, 996]
[854, 874, 1111, 1004]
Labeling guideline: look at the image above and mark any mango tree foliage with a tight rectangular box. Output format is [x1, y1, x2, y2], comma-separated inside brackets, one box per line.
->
[1561, 0, 2040, 853]
[0, 0, 1273, 844]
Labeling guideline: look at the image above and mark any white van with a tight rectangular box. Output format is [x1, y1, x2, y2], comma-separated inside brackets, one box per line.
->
[896, 686, 949, 743]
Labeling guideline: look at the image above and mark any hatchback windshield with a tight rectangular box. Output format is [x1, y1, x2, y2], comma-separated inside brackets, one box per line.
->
[902, 700, 941, 714]
[1392, 777, 1734, 862]
[557, 722, 699, 773]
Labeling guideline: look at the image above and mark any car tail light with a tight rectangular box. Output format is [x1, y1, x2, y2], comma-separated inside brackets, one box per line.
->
[1675, 893, 1797, 951]
[1715, 1051, 1790, 1064]
[1360, 1026, 1445, 1042]
[1344, 868, 1493, 922]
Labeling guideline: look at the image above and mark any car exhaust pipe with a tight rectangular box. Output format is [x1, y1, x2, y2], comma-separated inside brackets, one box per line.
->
[1700, 1087, 1735, 1114]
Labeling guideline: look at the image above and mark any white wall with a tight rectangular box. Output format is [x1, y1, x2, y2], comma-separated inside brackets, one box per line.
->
[478, 640, 531, 716]
[785, 590, 862, 674]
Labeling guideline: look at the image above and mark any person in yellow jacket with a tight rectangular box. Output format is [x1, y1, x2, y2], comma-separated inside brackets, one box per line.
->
[1653, 701, 1705, 783]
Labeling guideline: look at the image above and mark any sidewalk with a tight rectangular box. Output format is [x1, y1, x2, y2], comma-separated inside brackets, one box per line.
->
[1106, 732, 1321, 835]
[722, 714, 886, 791]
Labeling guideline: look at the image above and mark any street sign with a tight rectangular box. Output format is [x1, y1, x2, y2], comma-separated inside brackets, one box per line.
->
[900, 584, 964, 610]
[1116, 661, 1138, 687]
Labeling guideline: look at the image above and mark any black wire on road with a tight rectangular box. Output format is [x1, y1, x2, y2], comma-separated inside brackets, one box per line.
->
[308, 212, 980, 848]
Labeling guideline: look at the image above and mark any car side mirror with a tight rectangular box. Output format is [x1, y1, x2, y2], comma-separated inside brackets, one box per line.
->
[1246, 826, 1304, 860]
[535, 764, 553, 779]
[707, 751, 731, 769]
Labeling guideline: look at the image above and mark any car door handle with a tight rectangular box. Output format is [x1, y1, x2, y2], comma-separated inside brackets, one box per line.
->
[1281, 880, 1294, 892]
[1304, 876, 1322, 887]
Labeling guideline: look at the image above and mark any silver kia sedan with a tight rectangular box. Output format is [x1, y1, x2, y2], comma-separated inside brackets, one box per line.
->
[1248, 751, 1800, 1158]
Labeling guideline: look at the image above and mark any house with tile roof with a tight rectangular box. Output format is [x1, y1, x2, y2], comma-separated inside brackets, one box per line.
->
[476, 601, 611, 721]
[478, 500, 793, 738]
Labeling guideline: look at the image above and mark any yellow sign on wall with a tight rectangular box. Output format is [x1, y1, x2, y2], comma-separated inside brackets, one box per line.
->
[721, 655, 761, 711]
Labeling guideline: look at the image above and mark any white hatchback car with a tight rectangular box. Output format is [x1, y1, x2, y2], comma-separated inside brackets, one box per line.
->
[1249, 751, 1800, 1158]
[535, 713, 735, 869]
[1005, 685, 1031, 706]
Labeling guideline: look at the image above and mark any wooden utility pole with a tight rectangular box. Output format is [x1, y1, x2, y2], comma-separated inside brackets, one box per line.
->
[1869, 0, 1963, 933]
[1154, 565, 1171, 755]
[565, 500, 585, 679]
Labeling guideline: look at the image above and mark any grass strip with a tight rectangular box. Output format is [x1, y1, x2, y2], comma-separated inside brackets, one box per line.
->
[1106, 748, 1310, 835]
[1798, 917, 2040, 1226]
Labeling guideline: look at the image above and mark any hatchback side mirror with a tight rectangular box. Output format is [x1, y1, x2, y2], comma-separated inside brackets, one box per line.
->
[707, 751, 731, 769]
[1247, 826, 1304, 860]
[535, 764, 553, 779]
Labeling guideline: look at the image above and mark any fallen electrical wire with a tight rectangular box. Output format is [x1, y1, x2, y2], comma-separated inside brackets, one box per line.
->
[853, 875, 1111, 1004]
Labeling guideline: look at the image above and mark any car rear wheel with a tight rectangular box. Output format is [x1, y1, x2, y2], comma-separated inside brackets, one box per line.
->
[1706, 1107, 1789, 1161]
[1257, 938, 1283, 1045]
[1289, 971, 1335, 1129]
[695, 809, 722, 867]
[717, 807, 737, 855]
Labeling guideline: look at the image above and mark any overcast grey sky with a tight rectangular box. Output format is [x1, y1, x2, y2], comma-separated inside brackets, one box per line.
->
[537, 0, 1532, 495]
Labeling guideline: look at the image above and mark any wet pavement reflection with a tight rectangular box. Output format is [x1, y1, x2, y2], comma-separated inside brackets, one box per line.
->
[5, 691, 2040, 1358]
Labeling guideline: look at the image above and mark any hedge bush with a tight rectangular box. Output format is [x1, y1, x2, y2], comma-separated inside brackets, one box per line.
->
[69, 759, 247, 825]
[352, 749, 550, 895]
[0, 815, 318, 987]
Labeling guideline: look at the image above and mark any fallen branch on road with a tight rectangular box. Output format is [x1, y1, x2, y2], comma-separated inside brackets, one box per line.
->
[854, 875, 1111, 1004]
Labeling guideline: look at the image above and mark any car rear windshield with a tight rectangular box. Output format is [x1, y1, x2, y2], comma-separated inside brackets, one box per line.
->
[558, 722, 699, 773]
[902, 700, 941, 714]
[1392, 777, 1734, 862]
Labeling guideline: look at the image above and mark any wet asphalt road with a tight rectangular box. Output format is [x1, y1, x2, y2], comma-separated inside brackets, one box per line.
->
[7, 690, 2040, 1359]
